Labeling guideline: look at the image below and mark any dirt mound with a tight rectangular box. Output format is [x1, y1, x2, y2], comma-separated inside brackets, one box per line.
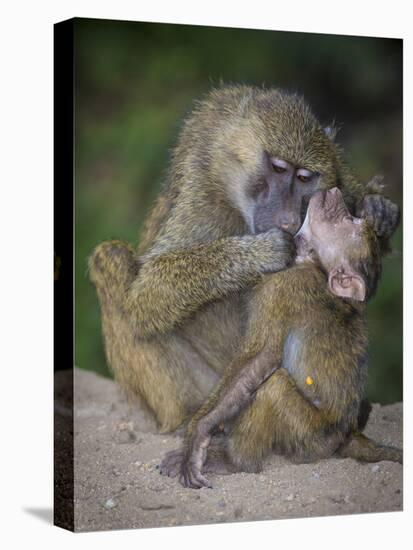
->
[56, 368, 402, 532]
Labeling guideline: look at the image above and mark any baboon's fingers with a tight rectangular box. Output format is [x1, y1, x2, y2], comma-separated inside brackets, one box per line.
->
[179, 462, 212, 489]
[359, 194, 400, 238]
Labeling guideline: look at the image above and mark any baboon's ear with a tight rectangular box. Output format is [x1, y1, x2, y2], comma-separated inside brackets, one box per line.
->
[324, 124, 338, 141]
[328, 266, 366, 302]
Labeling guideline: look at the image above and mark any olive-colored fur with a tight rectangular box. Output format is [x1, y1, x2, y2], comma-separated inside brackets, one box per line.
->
[89, 85, 399, 434]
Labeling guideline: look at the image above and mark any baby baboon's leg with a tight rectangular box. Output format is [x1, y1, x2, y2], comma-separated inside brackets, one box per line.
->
[227, 369, 343, 472]
[89, 240, 217, 432]
[160, 436, 237, 479]
[357, 398, 372, 431]
[336, 432, 402, 463]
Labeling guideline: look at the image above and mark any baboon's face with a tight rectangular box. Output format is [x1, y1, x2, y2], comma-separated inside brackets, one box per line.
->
[303, 187, 369, 260]
[295, 187, 373, 302]
[246, 152, 321, 235]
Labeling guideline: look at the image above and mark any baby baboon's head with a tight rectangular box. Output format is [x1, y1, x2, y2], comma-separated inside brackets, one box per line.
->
[295, 187, 381, 302]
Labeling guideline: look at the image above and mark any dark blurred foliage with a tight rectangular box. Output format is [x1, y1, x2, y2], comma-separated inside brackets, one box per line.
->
[74, 18, 402, 403]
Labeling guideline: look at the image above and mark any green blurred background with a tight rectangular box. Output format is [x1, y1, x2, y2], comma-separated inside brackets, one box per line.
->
[74, 18, 402, 403]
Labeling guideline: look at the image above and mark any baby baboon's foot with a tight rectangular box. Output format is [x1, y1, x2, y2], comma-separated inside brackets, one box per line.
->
[377, 445, 403, 464]
[159, 447, 212, 488]
[159, 443, 237, 487]
[159, 448, 185, 478]
[203, 445, 238, 475]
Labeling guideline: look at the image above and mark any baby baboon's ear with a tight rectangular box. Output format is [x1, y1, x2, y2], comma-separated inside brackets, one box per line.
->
[328, 265, 366, 302]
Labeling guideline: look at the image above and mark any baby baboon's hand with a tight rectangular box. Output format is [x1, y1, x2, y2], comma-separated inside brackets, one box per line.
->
[358, 194, 400, 239]
[180, 427, 212, 489]
[159, 434, 213, 489]
[179, 454, 212, 489]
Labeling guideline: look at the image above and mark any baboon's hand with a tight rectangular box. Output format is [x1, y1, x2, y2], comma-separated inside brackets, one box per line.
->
[254, 227, 296, 273]
[159, 436, 212, 489]
[179, 453, 212, 489]
[180, 429, 212, 489]
[358, 194, 400, 239]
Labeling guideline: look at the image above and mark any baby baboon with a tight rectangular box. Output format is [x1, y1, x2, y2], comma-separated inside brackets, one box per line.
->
[89, 85, 400, 433]
[160, 187, 402, 489]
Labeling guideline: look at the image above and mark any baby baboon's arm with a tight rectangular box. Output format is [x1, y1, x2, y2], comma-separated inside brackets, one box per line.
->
[179, 346, 280, 488]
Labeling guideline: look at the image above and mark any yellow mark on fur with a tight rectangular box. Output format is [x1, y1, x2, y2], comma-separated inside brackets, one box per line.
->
[306, 376, 314, 386]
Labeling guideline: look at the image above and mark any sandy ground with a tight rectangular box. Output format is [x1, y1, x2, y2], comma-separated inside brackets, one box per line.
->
[56, 368, 403, 532]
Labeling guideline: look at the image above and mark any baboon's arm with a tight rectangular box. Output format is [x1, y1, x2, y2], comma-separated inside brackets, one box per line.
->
[178, 346, 281, 488]
[127, 229, 293, 339]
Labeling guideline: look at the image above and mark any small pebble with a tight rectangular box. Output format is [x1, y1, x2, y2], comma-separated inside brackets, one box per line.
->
[371, 465, 380, 473]
[117, 430, 136, 444]
[104, 498, 117, 510]
[234, 506, 243, 518]
[118, 421, 134, 431]
[149, 484, 164, 493]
